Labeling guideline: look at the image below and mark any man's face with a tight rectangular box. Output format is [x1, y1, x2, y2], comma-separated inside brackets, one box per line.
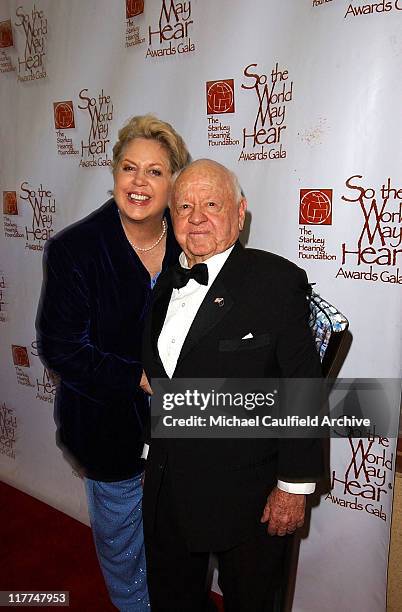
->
[171, 162, 247, 266]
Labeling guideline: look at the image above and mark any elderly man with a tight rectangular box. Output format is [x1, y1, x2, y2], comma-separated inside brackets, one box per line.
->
[142, 159, 322, 612]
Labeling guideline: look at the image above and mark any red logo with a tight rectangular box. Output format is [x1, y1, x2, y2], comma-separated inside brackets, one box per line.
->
[126, 0, 144, 18]
[3, 192, 18, 215]
[53, 101, 75, 129]
[12, 345, 30, 367]
[206, 79, 235, 115]
[299, 189, 332, 225]
[0, 19, 13, 48]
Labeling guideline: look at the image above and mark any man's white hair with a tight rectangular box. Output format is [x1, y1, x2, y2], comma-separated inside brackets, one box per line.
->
[172, 159, 244, 205]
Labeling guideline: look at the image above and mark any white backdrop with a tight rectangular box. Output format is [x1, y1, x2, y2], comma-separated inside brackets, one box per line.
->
[0, 1, 401, 610]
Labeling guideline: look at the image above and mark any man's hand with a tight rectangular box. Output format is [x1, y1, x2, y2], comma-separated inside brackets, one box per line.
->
[140, 370, 153, 395]
[260, 487, 305, 536]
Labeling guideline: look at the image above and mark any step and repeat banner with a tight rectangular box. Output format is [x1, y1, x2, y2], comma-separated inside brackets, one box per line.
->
[0, 1, 401, 610]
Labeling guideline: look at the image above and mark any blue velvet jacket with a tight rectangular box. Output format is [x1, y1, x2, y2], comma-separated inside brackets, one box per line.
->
[36, 199, 180, 481]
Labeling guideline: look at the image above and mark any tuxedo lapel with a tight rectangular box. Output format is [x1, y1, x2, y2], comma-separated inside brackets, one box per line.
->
[176, 277, 234, 367]
[174, 241, 249, 371]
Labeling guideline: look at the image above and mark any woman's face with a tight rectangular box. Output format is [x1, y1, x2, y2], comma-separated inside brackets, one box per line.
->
[114, 137, 172, 225]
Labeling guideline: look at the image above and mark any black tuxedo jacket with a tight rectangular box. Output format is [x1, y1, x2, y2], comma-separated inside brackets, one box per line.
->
[142, 241, 323, 551]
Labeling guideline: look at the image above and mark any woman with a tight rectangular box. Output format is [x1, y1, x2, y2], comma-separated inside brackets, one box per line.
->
[36, 115, 190, 611]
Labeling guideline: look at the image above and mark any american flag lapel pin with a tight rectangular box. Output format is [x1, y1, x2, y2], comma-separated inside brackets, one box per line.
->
[214, 297, 225, 307]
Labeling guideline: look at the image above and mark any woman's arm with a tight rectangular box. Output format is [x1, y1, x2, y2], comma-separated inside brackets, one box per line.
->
[36, 238, 143, 401]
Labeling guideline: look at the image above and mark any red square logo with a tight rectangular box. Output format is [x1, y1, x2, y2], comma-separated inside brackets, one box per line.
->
[53, 101, 75, 130]
[3, 191, 18, 215]
[126, 0, 144, 18]
[0, 20, 13, 49]
[299, 189, 332, 225]
[12, 345, 30, 367]
[206, 79, 235, 115]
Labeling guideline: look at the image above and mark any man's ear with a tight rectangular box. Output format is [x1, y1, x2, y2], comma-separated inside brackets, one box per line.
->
[238, 198, 247, 230]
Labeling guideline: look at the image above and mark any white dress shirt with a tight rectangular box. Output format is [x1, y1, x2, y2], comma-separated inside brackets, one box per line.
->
[146, 246, 315, 495]
[158, 247, 234, 377]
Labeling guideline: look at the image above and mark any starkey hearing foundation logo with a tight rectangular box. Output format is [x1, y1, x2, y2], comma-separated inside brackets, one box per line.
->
[206, 79, 239, 148]
[298, 189, 336, 262]
[127, 0, 144, 18]
[54, 101, 75, 129]
[0, 19, 13, 47]
[0, 402, 17, 460]
[0, 19, 15, 74]
[12, 345, 30, 368]
[207, 80, 235, 115]
[14, 4, 47, 82]
[344, 1, 402, 18]
[299, 190, 333, 225]
[146, 0, 195, 58]
[125, 0, 145, 48]
[78, 88, 114, 168]
[3, 192, 18, 216]
[3, 191, 23, 240]
[327, 433, 393, 522]
[336, 174, 402, 284]
[53, 101, 79, 156]
[239, 62, 294, 162]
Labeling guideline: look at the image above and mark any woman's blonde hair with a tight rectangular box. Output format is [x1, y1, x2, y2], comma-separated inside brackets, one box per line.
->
[112, 114, 191, 174]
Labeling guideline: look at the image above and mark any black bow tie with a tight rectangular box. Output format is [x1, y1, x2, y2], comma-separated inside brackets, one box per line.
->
[172, 263, 209, 289]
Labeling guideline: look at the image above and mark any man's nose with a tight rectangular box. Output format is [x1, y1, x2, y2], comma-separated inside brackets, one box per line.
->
[188, 204, 207, 224]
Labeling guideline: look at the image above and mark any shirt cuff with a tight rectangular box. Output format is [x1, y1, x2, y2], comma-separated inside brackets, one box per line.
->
[141, 443, 149, 460]
[277, 480, 316, 494]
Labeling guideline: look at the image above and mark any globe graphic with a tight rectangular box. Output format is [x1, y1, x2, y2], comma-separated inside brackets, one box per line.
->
[300, 191, 331, 224]
[127, 0, 143, 17]
[4, 192, 17, 214]
[207, 82, 233, 114]
[0, 21, 13, 48]
[55, 103, 74, 129]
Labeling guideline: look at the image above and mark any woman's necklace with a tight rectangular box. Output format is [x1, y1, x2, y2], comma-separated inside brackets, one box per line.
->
[121, 216, 167, 252]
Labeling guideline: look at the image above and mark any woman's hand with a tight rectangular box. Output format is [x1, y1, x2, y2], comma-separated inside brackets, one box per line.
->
[140, 370, 153, 395]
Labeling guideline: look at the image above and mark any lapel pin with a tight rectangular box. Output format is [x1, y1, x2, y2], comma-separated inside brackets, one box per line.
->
[214, 297, 225, 307]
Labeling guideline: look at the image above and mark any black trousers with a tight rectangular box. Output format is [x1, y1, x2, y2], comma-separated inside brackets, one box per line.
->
[144, 465, 291, 612]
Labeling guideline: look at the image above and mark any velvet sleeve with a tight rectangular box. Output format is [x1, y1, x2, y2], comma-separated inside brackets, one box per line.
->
[36, 238, 143, 401]
[275, 267, 324, 483]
